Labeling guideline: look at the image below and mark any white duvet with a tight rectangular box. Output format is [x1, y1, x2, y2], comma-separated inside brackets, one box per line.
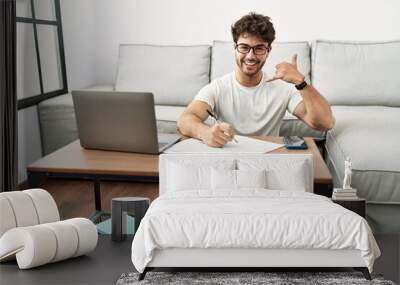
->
[131, 190, 380, 273]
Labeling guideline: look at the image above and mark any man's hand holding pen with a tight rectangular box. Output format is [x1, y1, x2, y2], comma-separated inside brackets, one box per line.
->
[200, 122, 236, 148]
[198, 109, 237, 148]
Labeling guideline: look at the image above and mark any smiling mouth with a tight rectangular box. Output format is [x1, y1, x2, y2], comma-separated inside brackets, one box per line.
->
[244, 61, 258, 67]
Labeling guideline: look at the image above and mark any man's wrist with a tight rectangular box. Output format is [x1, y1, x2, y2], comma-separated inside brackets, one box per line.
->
[197, 125, 209, 141]
[293, 74, 305, 85]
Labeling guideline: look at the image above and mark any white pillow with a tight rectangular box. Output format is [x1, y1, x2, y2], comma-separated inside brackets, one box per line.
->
[237, 169, 267, 189]
[238, 159, 309, 192]
[167, 160, 235, 192]
[211, 168, 236, 190]
[167, 162, 209, 191]
[211, 169, 267, 190]
[266, 161, 307, 191]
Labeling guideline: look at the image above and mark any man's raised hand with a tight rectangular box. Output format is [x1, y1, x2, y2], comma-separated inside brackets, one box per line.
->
[266, 54, 305, 85]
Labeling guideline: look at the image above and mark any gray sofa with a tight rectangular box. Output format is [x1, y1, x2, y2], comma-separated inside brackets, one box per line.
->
[38, 40, 400, 233]
[311, 40, 400, 234]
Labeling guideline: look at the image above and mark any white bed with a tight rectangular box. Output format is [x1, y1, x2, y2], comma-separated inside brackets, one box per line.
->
[131, 153, 380, 280]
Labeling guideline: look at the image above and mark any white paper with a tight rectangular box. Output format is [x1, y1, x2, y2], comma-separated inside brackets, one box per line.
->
[164, 135, 284, 154]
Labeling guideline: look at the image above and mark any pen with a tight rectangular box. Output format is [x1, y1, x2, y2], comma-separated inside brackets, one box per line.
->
[206, 110, 238, 143]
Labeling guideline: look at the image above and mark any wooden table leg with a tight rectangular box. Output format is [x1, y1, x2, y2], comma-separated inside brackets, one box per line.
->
[27, 171, 47, 188]
[89, 177, 110, 223]
[94, 177, 102, 212]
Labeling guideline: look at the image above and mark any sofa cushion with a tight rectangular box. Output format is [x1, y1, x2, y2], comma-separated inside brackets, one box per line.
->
[38, 85, 115, 154]
[155, 105, 185, 122]
[325, 106, 400, 204]
[312, 40, 400, 106]
[154, 106, 185, 133]
[211, 41, 311, 83]
[115, 44, 211, 106]
[279, 112, 325, 139]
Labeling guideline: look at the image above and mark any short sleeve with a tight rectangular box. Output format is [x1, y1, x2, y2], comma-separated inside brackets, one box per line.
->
[287, 85, 303, 114]
[194, 82, 217, 110]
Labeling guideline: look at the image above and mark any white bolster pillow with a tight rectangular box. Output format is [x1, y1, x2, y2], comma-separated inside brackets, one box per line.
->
[0, 218, 98, 269]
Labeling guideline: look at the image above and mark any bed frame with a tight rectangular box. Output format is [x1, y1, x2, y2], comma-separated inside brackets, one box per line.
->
[137, 154, 372, 281]
[138, 248, 371, 280]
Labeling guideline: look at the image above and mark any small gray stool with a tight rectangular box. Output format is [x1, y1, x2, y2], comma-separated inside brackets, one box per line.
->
[111, 197, 150, 242]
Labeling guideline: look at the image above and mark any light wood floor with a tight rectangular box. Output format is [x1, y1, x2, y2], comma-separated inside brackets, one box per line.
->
[24, 178, 159, 220]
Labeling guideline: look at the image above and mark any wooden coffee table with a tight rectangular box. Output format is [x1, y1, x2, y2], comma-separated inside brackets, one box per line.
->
[27, 137, 332, 221]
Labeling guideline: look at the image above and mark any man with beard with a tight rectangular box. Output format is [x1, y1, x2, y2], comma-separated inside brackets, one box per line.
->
[177, 12, 335, 147]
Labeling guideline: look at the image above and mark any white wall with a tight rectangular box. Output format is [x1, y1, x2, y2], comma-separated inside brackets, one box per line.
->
[18, 107, 42, 183]
[61, 0, 96, 90]
[93, 0, 400, 84]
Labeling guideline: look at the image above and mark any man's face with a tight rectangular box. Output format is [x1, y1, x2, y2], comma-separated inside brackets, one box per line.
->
[234, 33, 270, 77]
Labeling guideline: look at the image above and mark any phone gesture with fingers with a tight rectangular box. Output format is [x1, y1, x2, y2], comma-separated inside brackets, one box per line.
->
[267, 54, 305, 85]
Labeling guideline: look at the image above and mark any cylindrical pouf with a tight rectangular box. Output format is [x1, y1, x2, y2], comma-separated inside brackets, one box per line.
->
[111, 197, 150, 242]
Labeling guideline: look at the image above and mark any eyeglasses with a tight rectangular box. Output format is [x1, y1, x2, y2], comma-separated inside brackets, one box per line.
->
[235, 43, 270, 55]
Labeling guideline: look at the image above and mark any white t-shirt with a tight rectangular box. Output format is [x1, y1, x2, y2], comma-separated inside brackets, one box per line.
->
[195, 71, 303, 136]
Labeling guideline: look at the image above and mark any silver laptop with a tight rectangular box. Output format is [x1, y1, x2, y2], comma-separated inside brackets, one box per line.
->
[71, 90, 180, 154]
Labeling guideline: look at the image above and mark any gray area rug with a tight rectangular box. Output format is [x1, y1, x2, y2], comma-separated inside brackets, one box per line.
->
[116, 271, 396, 285]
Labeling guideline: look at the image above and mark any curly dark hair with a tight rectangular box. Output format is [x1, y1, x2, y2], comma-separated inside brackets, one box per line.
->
[231, 12, 275, 46]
